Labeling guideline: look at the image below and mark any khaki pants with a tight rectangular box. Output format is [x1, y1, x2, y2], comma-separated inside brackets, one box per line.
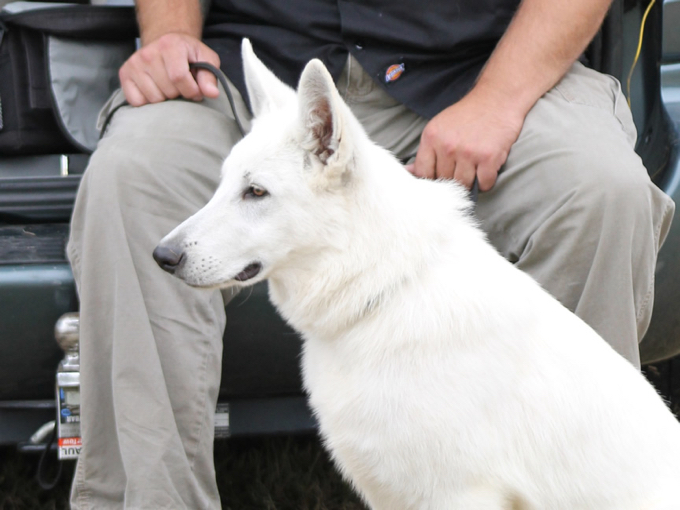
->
[67, 57, 674, 509]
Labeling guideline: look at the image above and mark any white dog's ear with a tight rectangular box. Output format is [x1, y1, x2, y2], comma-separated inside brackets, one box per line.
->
[242, 38, 295, 117]
[297, 59, 351, 171]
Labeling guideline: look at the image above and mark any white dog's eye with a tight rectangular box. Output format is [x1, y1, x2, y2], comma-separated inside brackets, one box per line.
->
[244, 184, 268, 199]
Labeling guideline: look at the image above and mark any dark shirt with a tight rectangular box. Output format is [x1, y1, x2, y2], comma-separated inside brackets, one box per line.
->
[203, 0, 520, 119]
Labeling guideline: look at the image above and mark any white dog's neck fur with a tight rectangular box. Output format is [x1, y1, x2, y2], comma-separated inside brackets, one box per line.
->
[268, 149, 483, 340]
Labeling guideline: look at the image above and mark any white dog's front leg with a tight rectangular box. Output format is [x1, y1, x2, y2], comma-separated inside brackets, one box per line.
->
[361, 485, 523, 510]
[429, 485, 525, 510]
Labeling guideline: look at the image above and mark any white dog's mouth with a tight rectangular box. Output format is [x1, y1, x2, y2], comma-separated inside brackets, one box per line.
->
[234, 262, 263, 282]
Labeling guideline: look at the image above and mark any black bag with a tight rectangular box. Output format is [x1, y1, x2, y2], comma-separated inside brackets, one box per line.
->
[0, 3, 138, 155]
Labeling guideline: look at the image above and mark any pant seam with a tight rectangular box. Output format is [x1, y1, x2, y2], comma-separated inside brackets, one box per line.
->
[636, 273, 655, 328]
[186, 328, 212, 470]
[635, 199, 674, 326]
[74, 455, 92, 509]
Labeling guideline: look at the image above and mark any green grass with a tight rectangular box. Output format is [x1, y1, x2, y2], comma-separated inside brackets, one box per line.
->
[0, 435, 366, 510]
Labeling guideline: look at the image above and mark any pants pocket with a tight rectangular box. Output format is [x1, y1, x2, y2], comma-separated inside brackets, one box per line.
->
[553, 62, 637, 147]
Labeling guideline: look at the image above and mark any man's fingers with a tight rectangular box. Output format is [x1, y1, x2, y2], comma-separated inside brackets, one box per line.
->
[121, 79, 147, 107]
[133, 72, 168, 105]
[118, 34, 224, 106]
[195, 69, 220, 99]
[412, 146, 437, 179]
[434, 148, 457, 180]
[147, 60, 184, 101]
[192, 45, 221, 99]
[476, 161, 501, 191]
[120, 55, 180, 105]
[162, 49, 202, 101]
[452, 160, 477, 189]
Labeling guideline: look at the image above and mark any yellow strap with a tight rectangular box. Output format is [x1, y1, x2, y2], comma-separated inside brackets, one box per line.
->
[626, 0, 657, 108]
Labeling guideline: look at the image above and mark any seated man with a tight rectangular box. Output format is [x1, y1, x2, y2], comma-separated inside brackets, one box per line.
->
[66, 0, 674, 507]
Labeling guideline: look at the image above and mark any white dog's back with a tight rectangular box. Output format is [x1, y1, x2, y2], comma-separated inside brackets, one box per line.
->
[158, 40, 680, 509]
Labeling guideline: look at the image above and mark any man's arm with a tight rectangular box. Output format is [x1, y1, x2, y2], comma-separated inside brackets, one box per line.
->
[119, 0, 220, 106]
[410, 0, 613, 190]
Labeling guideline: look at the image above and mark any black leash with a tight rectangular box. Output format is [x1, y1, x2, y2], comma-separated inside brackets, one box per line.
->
[188, 62, 247, 137]
[36, 422, 63, 490]
[99, 62, 247, 139]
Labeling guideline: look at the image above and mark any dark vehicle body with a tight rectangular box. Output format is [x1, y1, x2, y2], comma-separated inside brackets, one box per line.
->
[1, 0, 680, 448]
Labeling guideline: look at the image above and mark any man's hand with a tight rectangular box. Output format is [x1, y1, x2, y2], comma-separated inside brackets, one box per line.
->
[119, 33, 221, 107]
[407, 87, 524, 191]
[408, 0, 612, 191]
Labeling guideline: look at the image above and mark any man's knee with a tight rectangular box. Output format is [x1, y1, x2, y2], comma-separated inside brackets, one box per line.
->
[572, 156, 653, 221]
[76, 99, 237, 228]
[559, 147, 672, 259]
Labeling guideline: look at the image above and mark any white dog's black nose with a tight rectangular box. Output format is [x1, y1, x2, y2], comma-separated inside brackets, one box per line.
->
[153, 245, 185, 274]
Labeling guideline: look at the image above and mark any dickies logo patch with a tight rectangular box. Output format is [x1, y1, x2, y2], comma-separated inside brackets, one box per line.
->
[385, 63, 405, 83]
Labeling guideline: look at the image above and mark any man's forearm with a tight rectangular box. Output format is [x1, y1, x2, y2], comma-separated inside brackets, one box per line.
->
[475, 0, 613, 117]
[136, 0, 204, 46]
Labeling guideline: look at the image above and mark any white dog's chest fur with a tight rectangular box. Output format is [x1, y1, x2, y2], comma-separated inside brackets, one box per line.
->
[290, 254, 680, 510]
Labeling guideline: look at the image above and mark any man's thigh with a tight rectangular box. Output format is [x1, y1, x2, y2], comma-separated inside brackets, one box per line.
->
[475, 62, 673, 360]
[477, 62, 668, 291]
[70, 83, 250, 297]
[344, 58, 673, 362]
[90, 87, 247, 228]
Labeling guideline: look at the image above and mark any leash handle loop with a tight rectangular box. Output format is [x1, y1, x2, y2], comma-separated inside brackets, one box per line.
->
[189, 61, 246, 137]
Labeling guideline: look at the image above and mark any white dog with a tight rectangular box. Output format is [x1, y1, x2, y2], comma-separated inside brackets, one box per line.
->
[154, 40, 680, 509]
